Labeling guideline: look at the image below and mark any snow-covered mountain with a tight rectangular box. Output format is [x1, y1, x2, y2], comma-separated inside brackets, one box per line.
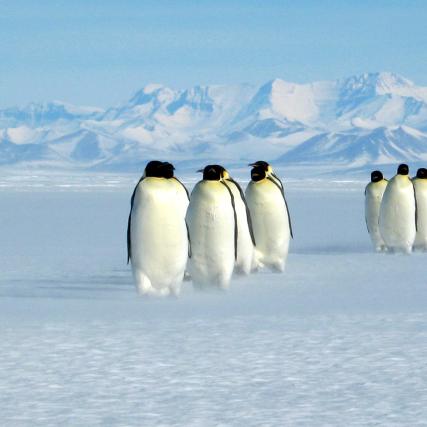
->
[1, 72, 427, 171]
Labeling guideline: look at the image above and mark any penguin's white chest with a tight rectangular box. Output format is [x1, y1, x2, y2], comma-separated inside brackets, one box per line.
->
[379, 176, 416, 251]
[186, 181, 235, 289]
[365, 180, 387, 251]
[245, 179, 290, 271]
[130, 178, 188, 293]
[413, 179, 427, 249]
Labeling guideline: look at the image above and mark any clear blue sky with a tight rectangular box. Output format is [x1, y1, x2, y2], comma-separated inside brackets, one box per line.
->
[0, 0, 426, 108]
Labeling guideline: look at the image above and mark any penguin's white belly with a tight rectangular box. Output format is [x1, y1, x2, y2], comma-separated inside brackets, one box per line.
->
[227, 181, 254, 275]
[186, 181, 235, 289]
[246, 180, 290, 271]
[379, 177, 416, 251]
[131, 179, 188, 294]
[413, 180, 427, 250]
[365, 182, 387, 251]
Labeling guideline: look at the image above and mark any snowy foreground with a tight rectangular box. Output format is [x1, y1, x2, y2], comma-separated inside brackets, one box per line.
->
[1, 175, 427, 426]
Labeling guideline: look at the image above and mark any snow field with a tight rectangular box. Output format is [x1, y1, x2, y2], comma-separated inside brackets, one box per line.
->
[1, 179, 427, 426]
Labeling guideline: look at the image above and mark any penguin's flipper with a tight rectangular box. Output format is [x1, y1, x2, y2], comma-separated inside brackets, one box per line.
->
[127, 212, 132, 264]
[221, 180, 238, 260]
[271, 172, 284, 190]
[365, 216, 370, 234]
[267, 176, 293, 239]
[412, 180, 418, 232]
[227, 178, 256, 246]
[186, 220, 192, 258]
[173, 177, 190, 201]
[127, 177, 144, 264]
[283, 196, 294, 239]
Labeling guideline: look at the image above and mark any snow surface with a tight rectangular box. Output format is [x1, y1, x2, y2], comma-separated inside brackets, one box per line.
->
[1, 176, 427, 426]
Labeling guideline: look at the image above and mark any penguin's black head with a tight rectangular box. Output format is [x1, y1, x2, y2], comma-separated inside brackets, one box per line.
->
[161, 162, 175, 179]
[251, 165, 267, 182]
[397, 163, 409, 175]
[249, 160, 270, 171]
[144, 160, 164, 178]
[371, 170, 383, 183]
[416, 168, 427, 179]
[199, 165, 226, 181]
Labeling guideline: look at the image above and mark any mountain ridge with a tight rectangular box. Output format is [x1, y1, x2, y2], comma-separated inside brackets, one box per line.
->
[1, 72, 427, 171]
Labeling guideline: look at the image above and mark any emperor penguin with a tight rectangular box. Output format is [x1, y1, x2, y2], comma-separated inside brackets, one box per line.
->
[413, 168, 427, 251]
[379, 163, 417, 253]
[221, 168, 256, 275]
[365, 170, 388, 252]
[186, 165, 237, 289]
[127, 161, 189, 296]
[245, 161, 293, 272]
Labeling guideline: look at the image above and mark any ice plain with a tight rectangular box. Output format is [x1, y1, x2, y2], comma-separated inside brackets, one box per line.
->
[1, 172, 427, 426]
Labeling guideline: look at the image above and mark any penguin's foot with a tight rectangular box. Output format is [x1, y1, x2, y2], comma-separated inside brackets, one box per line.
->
[133, 270, 171, 297]
[404, 246, 412, 255]
[387, 246, 412, 255]
[133, 270, 153, 295]
[138, 286, 172, 297]
[168, 283, 181, 298]
[252, 250, 264, 271]
[233, 263, 251, 277]
[271, 260, 286, 273]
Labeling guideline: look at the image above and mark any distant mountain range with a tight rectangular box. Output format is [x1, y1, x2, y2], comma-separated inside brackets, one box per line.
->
[1, 72, 427, 171]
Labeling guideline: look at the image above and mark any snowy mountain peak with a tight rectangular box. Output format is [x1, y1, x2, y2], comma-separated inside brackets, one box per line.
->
[340, 72, 414, 99]
[0, 101, 103, 127]
[375, 71, 414, 92]
[1, 71, 427, 170]
[129, 84, 175, 107]
[167, 85, 215, 115]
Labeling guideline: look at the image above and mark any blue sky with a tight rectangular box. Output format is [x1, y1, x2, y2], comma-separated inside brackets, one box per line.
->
[0, 0, 426, 108]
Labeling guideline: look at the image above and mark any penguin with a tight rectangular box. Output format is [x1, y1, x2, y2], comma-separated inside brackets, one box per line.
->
[127, 161, 189, 296]
[364, 170, 388, 252]
[245, 161, 293, 272]
[185, 165, 237, 289]
[412, 168, 427, 251]
[221, 168, 256, 275]
[379, 163, 416, 253]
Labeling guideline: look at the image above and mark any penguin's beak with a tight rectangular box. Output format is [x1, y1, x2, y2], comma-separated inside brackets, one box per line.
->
[196, 169, 204, 173]
[248, 163, 256, 167]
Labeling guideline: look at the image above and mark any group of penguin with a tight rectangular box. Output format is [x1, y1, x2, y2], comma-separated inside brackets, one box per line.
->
[365, 164, 427, 253]
[127, 161, 293, 296]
